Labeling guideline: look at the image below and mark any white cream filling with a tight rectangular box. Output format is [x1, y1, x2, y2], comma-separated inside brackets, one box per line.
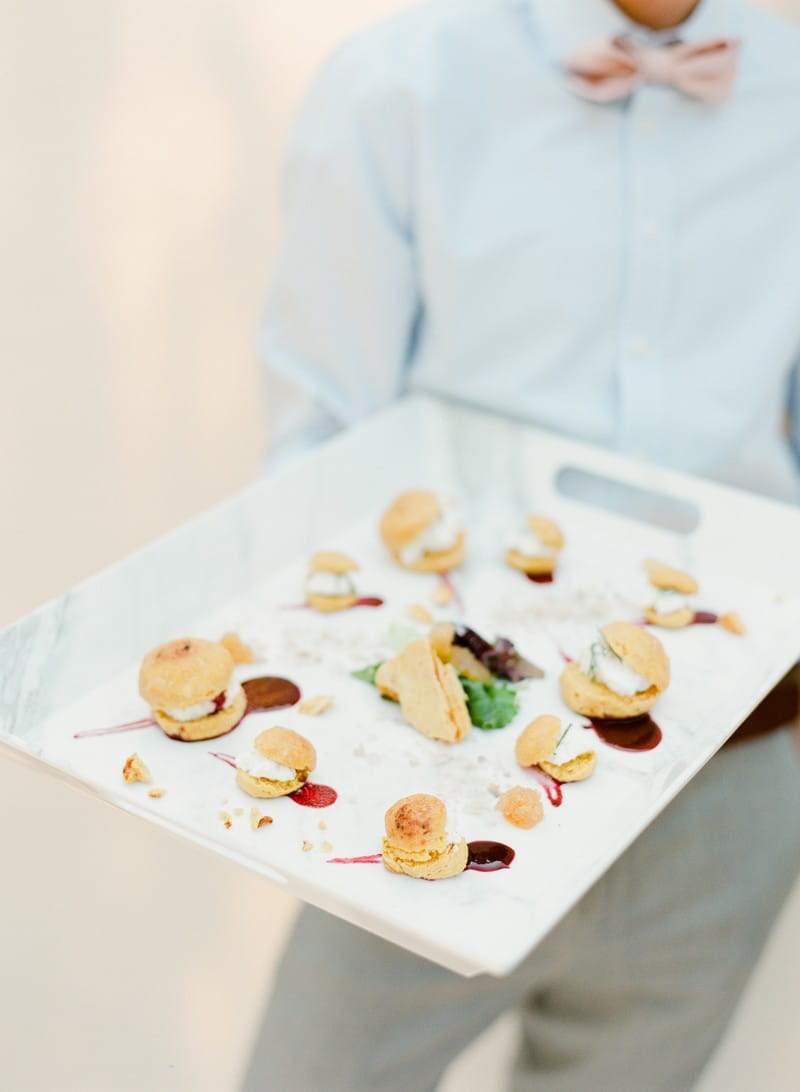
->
[649, 588, 691, 615]
[161, 680, 242, 722]
[547, 724, 593, 764]
[235, 750, 297, 782]
[399, 507, 462, 566]
[579, 636, 650, 697]
[509, 527, 556, 559]
[306, 570, 356, 597]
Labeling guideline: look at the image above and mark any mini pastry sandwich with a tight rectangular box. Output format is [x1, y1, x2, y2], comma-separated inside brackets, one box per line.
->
[379, 490, 465, 572]
[506, 516, 564, 578]
[643, 558, 697, 629]
[382, 793, 468, 880]
[235, 726, 316, 799]
[515, 714, 596, 782]
[375, 637, 471, 743]
[306, 551, 359, 612]
[138, 638, 246, 741]
[560, 622, 670, 719]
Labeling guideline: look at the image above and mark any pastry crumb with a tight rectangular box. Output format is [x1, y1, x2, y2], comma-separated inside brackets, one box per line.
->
[302, 840, 314, 852]
[320, 840, 333, 852]
[233, 807, 244, 816]
[219, 810, 233, 829]
[298, 694, 334, 716]
[220, 632, 254, 664]
[317, 820, 327, 831]
[718, 611, 746, 635]
[147, 788, 165, 799]
[498, 786, 544, 829]
[122, 754, 151, 784]
[407, 603, 433, 624]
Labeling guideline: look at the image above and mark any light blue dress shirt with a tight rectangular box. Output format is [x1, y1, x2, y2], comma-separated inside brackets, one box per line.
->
[262, 0, 800, 503]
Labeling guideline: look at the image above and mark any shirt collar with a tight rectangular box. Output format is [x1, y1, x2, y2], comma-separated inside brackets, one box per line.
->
[527, 0, 739, 63]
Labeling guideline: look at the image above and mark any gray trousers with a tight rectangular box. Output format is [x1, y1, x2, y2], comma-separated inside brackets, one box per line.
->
[243, 728, 800, 1092]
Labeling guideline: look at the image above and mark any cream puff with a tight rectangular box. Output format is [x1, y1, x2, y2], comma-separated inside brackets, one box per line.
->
[235, 726, 316, 799]
[382, 793, 468, 880]
[643, 558, 698, 628]
[379, 491, 465, 573]
[138, 638, 246, 741]
[506, 515, 564, 579]
[306, 551, 359, 612]
[375, 637, 471, 742]
[516, 715, 597, 782]
[560, 622, 670, 719]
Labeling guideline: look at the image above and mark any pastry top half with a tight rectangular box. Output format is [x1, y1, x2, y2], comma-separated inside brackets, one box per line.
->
[380, 491, 442, 549]
[139, 638, 234, 709]
[525, 515, 564, 551]
[643, 558, 698, 595]
[601, 622, 670, 693]
[252, 726, 316, 775]
[309, 550, 359, 574]
[384, 793, 449, 854]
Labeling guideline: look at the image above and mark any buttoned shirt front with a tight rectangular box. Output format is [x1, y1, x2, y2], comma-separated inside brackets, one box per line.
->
[262, 0, 800, 502]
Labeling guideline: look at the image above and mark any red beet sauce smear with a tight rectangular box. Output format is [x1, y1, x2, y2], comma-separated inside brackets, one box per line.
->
[352, 597, 384, 608]
[525, 572, 554, 584]
[242, 676, 301, 713]
[530, 767, 564, 806]
[466, 841, 515, 871]
[691, 611, 718, 625]
[289, 782, 338, 808]
[585, 715, 662, 751]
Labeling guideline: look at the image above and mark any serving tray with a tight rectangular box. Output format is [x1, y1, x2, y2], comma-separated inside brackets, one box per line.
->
[2, 395, 799, 976]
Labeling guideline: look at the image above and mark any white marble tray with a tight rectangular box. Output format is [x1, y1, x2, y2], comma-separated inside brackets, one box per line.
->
[2, 395, 799, 977]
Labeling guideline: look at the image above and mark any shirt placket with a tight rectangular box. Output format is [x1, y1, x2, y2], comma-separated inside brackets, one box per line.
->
[615, 85, 674, 459]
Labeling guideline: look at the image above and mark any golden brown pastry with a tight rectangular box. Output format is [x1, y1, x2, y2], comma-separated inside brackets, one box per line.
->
[306, 550, 359, 612]
[497, 786, 544, 829]
[560, 622, 670, 719]
[643, 558, 698, 628]
[375, 638, 471, 742]
[506, 515, 565, 577]
[235, 726, 316, 799]
[515, 715, 596, 782]
[382, 793, 468, 879]
[379, 491, 465, 573]
[138, 638, 247, 741]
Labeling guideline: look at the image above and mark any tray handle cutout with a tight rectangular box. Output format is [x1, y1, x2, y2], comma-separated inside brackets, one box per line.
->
[555, 466, 701, 534]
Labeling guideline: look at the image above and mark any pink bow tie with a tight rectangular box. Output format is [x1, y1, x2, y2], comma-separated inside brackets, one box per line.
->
[566, 35, 740, 103]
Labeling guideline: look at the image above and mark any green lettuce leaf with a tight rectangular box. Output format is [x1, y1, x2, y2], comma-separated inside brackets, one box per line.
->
[459, 677, 518, 730]
[351, 663, 381, 686]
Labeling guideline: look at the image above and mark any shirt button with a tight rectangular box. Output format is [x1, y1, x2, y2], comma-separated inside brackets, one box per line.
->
[632, 339, 649, 358]
[643, 221, 660, 241]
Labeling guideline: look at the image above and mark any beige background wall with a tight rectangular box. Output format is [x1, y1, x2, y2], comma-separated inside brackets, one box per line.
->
[1, 2, 799, 1089]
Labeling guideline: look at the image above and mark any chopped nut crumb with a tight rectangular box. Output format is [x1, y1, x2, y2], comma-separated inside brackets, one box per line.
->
[250, 807, 273, 830]
[122, 754, 151, 784]
[432, 581, 453, 606]
[302, 840, 314, 852]
[320, 840, 333, 852]
[220, 631, 254, 664]
[219, 810, 233, 829]
[233, 807, 244, 816]
[148, 788, 165, 799]
[407, 603, 433, 624]
[298, 694, 334, 716]
[317, 820, 327, 831]
[718, 611, 746, 635]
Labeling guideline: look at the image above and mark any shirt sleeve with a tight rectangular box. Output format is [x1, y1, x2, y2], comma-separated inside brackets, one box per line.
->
[260, 41, 420, 463]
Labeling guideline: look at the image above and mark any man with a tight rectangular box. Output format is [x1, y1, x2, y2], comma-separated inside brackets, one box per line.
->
[245, 1, 800, 1088]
